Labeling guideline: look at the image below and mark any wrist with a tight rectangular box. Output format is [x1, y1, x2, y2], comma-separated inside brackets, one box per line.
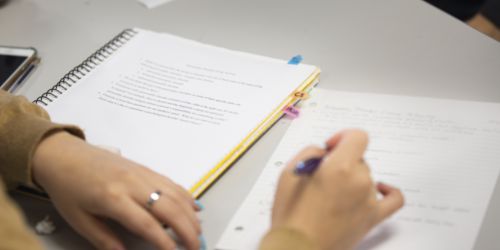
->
[32, 131, 84, 189]
[273, 216, 349, 250]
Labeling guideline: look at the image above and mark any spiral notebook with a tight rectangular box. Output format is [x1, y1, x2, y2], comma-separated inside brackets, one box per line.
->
[34, 28, 320, 197]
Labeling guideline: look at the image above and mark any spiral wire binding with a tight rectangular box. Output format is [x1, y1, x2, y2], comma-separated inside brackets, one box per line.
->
[34, 29, 138, 106]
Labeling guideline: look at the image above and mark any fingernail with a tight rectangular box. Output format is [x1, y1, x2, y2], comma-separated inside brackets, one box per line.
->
[199, 235, 207, 250]
[195, 200, 205, 211]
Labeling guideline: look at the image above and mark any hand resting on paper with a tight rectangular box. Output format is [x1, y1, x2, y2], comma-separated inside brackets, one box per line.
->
[30, 129, 401, 250]
[31, 132, 201, 250]
[268, 130, 404, 250]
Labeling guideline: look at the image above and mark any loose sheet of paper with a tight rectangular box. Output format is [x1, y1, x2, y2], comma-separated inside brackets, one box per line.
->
[137, 0, 174, 9]
[43, 28, 316, 191]
[216, 89, 500, 250]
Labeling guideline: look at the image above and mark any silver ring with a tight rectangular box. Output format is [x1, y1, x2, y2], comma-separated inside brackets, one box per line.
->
[147, 190, 162, 209]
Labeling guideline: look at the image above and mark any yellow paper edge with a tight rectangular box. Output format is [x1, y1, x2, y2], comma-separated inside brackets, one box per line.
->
[190, 68, 321, 197]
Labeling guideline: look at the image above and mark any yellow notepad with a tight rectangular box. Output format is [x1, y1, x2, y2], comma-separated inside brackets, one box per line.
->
[35, 28, 320, 197]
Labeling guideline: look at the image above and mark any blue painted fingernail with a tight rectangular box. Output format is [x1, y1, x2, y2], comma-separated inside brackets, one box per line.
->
[199, 235, 207, 250]
[195, 200, 204, 210]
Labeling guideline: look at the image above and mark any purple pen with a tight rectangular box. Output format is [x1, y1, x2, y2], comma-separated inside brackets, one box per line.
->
[294, 157, 323, 175]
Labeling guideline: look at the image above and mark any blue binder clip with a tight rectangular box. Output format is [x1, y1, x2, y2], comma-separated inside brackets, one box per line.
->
[288, 55, 303, 65]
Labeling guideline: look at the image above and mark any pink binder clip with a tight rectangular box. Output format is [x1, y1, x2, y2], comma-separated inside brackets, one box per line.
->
[284, 105, 300, 119]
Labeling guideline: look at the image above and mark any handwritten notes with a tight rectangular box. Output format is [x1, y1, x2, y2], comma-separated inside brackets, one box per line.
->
[216, 90, 500, 250]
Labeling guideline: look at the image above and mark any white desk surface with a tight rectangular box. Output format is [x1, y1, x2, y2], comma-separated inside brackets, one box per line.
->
[1, 0, 499, 249]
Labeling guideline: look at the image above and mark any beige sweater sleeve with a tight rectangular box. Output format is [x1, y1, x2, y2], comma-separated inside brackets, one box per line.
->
[0, 90, 84, 190]
[259, 227, 319, 250]
[0, 178, 43, 250]
[0, 90, 84, 249]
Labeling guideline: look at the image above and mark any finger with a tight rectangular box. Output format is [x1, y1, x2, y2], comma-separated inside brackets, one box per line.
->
[170, 184, 202, 218]
[280, 145, 326, 186]
[322, 129, 369, 170]
[325, 132, 342, 151]
[174, 183, 199, 211]
[151, 196, 200, 250]
[130, 165, 200, 229]
[160, 187, 201, 234]
[273, 146, 326, 221]
[140, 168, 200, 231]
[104, 197, 177, 250]
[113, 165, 200, 238]
[286, 146, 327, 173]
[62, 209, 125, 250]
[374, 182, 405, 224]
[120, 177, 200, 249]
[138, 165, 198, 210]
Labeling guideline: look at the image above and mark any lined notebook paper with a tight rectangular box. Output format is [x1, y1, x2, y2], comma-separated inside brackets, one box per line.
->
[38, 28, 319, 197]
[216, 89, 500, 250]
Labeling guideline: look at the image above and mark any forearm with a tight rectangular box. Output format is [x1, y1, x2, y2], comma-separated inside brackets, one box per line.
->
[468, 14, 500, 41]
[468, 0, 500, 41]
[480, 0, 500, 29]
